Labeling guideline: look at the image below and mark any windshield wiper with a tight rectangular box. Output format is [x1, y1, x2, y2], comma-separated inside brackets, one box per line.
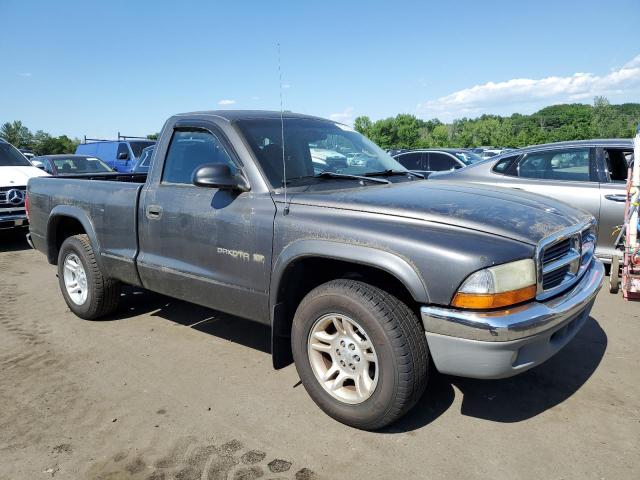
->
[315, 171, 390, 184]
[364, 169, 425, 179]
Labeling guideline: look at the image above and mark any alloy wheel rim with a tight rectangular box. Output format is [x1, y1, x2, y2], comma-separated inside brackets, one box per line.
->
[63, 253, 88, 305]
[307, 313, 378, 404]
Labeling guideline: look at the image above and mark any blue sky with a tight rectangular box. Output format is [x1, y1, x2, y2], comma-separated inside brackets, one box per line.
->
[1, 0, 639, 138]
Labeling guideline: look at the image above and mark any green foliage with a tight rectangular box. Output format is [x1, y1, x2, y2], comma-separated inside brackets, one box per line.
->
[31, 131, 79, 155]
[146, 133, 159, 140]
[353, 98, 640, 150]
[0, 121, 32, 148]
[0, 121, 80, 154]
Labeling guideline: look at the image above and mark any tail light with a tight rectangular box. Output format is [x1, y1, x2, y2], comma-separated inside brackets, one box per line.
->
[25, 192, 30, 221]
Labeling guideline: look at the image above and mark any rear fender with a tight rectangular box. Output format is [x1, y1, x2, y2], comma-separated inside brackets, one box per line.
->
[46, 205, 101, 265]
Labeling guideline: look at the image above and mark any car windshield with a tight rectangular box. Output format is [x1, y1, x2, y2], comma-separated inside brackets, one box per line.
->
[453, 151, 483, 165]
[235, 118, 406, 188]
[0, 142, 32, 167]
[139, 147, 153, 167]
[129, 140, 156, 158]
[52, 156, 113, 174]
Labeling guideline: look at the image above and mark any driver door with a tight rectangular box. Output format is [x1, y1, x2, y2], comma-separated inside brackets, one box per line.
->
[136, 123, 275, 323]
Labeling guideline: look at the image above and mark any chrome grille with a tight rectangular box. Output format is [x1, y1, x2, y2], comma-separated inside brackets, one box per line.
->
[542, 265, 571, 289]
[537, 221, 596, 300]
[0, 186, 26, 209]
[543, 238, 571, 263]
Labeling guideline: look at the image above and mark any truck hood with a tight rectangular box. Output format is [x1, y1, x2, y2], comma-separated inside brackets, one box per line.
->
[287, 180, 592, 245]
[0, 166, 48, 187]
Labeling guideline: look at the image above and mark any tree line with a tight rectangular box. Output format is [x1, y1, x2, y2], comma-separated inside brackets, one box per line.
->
[354, 97, 640, 150]
[0, 120, 80, 155]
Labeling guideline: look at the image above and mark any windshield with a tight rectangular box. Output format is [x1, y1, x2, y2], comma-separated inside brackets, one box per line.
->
[453, 151, 483, 165]
[129, 140, 156, 158]
[139, 147, 153, 167]
[235, 118, 406, 188]
[52, 156, 113, 174]
[0, 142, 32, 167]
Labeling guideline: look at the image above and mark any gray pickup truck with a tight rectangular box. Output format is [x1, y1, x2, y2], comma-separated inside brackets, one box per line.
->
[27, 111, 604, 430]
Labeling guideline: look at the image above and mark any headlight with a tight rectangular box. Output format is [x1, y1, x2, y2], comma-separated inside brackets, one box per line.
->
[452, 259, 537, 309]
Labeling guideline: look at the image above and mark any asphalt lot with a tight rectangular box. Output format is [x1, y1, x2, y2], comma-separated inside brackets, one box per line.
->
[0, 231, 638, 480]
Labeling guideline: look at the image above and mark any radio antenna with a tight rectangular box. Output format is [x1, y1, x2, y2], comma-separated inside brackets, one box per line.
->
[277, 43, 289, 215]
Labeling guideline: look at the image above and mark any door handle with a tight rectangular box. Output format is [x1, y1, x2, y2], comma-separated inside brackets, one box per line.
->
[604, 194, 627, 203]
[146, 205, 163, 219]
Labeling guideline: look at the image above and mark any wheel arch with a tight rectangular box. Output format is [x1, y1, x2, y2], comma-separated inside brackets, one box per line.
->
[46, 206, 100, 265]
[270, 240, 430, 369]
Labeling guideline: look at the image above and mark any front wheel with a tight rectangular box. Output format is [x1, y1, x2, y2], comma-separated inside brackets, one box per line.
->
[291, 279, 429, 430]
[57, 234, 121, 319]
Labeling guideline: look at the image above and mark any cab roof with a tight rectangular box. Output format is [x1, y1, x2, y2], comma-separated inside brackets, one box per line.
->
[173, 110, 332, 123]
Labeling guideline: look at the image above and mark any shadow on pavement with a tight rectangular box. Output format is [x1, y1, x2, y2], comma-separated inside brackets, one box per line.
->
[452, 316, 607, 423]
[384, 316, 607, 432]
[104, 289, 607, 432]
[0, 229, 31, 253]
[106, 287, 271, 354]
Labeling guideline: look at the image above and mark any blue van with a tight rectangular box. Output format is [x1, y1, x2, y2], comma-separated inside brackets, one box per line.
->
[76, 139, 155, 173]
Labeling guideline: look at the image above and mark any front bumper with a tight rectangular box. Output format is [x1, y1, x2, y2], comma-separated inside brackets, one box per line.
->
[0, 212, 28, 230]
[420, 258, 604, 379]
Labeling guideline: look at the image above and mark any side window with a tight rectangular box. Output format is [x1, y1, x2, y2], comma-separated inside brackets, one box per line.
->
[395, 152, 422, 170]
[516, 148, 592, 182]
[117, 143, 130, 160]
[162, 129, 236, 185]
[429, 153, 458, 171]
[493, 155, 519, 173]
[44, 159, 54, 174]
[603, 148, 631, 183]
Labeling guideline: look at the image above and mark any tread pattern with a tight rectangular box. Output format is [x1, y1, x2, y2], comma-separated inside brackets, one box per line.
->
[296, 279, 429, 430]
[59, 234, 121, 319]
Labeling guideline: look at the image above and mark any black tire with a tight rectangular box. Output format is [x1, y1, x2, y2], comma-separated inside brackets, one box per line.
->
[610, 255, 620, 294]
[291, 279, 429, 430]
[57, 234, 121, 319]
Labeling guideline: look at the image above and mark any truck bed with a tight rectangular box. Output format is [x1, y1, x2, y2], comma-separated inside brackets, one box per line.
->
[38, 172, 148, 182]
[27, 174, 145, 286]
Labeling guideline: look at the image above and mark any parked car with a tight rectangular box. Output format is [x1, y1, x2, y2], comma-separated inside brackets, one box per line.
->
[0, 139, 47, 231]
[27, 111, 603, 430]
[19, 148, 35, 161]
[133, 145, 154, 173]
[387, 148, 409, 157]
[76, 139, 155, 173]
[393, 148, 483, 177]
[479, 148, 505, 159]
[30, 155, 114, 176]
[430, 139, 634, 263]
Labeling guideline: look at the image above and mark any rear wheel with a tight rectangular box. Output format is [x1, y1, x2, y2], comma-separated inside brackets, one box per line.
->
[57, 234, 121, 319]
[291, 279, 429, 430]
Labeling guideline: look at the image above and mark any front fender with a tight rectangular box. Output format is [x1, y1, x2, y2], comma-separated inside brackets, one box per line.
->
[46, 205, 101, 265]
[270, 239, 430, 308]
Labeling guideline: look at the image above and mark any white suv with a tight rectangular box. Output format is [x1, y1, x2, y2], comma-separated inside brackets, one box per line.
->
[0, 139, 48, 231]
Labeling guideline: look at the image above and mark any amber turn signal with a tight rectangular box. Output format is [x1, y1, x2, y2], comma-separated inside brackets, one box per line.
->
[451, 284, 537, 310]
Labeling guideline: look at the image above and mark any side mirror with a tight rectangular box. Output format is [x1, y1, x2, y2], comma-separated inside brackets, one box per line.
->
[36, 164, 46, 170]
[117, 152, 129, 160]
[192, 164, 249, 192]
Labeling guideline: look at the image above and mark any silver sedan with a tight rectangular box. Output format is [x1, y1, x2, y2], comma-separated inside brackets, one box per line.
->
[430, 139, 634, 263]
